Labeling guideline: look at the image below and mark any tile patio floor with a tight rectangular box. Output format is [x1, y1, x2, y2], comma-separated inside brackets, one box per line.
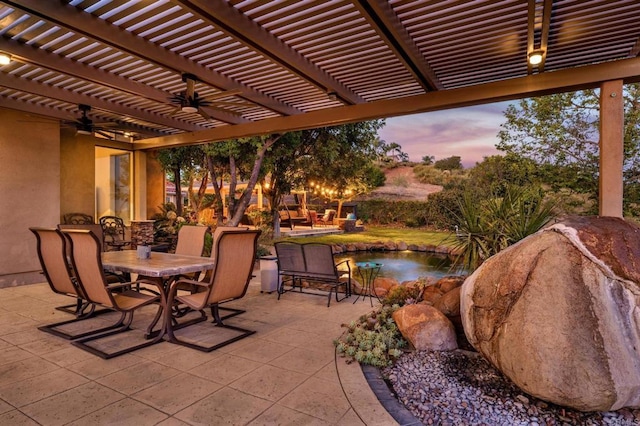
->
[0, 277, 398, 425]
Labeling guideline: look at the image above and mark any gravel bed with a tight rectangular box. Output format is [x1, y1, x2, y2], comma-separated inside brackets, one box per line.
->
[382, 350, 640, 426]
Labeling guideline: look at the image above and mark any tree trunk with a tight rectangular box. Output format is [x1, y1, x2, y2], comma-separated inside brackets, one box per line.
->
[206, 156, 225, 225]
[173, 166, 183, 216]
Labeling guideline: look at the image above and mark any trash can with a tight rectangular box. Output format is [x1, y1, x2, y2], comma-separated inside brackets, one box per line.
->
[260, 256, 280, 293]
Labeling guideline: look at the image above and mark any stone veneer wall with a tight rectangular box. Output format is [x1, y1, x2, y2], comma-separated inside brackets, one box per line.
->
[329, 241, 458, 256]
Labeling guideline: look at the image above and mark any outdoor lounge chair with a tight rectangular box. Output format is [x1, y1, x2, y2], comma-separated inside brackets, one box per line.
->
[29, 227, 122, 340]
[317, 209, 336, 227]
[165, 230, 260, 352]
[61, 229, 165, 359]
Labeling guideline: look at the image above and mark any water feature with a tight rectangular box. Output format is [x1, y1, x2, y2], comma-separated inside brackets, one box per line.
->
[336, 250, 466, 283]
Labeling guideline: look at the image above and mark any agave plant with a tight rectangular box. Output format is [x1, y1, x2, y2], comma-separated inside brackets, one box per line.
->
[451, 185, 556, 270]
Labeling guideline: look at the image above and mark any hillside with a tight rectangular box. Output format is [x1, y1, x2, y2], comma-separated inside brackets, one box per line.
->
[362, 166, 443, 201]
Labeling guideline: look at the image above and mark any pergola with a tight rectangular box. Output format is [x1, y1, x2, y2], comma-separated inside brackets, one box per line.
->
[1, 0, 640, 217]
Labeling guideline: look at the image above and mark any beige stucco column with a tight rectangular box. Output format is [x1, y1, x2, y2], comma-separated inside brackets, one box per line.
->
[133, 150, 147, 220]
[599, 80, 624, 217]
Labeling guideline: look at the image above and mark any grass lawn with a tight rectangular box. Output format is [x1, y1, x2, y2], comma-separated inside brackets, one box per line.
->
[278, 226, 456, 247]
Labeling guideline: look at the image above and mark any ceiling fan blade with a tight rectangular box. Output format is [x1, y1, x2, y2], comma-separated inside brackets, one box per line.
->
[201, 106, 242, 118]
[168, 106, 181, 116]
[198, 107, 212, 121]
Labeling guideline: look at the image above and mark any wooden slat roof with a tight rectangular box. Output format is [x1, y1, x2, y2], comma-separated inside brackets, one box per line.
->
[1, 0, 639, 150]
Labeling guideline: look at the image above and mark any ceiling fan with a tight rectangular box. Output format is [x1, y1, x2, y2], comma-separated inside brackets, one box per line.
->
[169, 73, 246, 120]
[64, 104, 122, 139]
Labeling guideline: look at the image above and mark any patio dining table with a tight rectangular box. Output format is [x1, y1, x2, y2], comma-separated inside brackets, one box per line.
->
[102, 250, 216, 339]
[102, 250, 214, 280]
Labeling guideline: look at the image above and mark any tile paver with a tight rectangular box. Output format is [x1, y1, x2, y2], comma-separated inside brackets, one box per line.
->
[0, 277, 398, 425]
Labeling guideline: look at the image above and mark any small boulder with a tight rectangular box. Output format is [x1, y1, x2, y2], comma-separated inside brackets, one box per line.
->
[433, 286, 461, 316]
[436, 276, 466, 293]
[422, 285, 444, 305]
[397, 241, 408, 251]
[393, 304, 458, 351]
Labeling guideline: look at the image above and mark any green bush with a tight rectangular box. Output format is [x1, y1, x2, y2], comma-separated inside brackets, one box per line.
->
[334, 304, 407, 367]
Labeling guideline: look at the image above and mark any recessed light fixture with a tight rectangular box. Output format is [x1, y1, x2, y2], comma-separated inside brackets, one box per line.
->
[0, 53, 11, 66]
[181, 105, 198, 113]
[528, 50, 544, 65]
[327, 90, 337, 101]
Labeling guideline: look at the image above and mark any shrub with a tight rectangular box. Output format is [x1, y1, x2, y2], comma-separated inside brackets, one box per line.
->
[334, 304, 407, 367]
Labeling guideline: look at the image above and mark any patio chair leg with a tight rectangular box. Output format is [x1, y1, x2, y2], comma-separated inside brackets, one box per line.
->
[72, 307, 165, 359]
[38, 310, 128, 340]
[211, 305, 246, 323]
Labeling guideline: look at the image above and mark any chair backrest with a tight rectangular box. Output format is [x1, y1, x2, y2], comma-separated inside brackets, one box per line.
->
[99, 216, 127, 241]
[274, 242, 305, 272]
[29, 227, 78, 297]
[301, 243, 338, 277]
[210, 226, 249, 261]
[63, 212, 94, 225]
[61, 229, 114, 307]
[58, 224, 105, 254]
[174, 225, 209, 257]
[204, 230, 260, 305]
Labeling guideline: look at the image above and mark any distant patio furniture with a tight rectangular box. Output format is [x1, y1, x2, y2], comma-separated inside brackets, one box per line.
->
[29, 227, 121, 340]
[99, 215, 132, 251]
[275, 241, 351, 307]
[165, 230, 261, 352]
[317, 209, 336, 227]
[279, 206, 314, 230]
[63, 212, 94, 225]
[61, 229, 165, 359]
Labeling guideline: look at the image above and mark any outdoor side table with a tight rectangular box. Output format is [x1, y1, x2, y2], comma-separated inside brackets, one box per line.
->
[353, 262, 383, 306]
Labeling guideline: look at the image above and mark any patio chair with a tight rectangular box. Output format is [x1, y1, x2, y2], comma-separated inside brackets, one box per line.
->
[29, 227, 122, 340]
[61, 229, 166, 359]
[99, 215, 132, 251]
[176, 226, 249, 322]
[317, 209, 336, 227]
[63, 212, 94, 225]
[165, 230, 260, 352]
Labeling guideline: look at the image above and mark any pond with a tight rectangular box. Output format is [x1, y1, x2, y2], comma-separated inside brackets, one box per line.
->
[336, 250, 466, 283]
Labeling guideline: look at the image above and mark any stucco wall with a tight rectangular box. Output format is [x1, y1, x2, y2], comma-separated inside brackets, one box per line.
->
[146, 150, 165, 219]
[60, 128, 95, 222]
[0, 108, 61, 286]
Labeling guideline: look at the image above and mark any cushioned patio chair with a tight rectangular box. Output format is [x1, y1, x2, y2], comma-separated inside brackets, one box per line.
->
[165, 230, 260, 352]
[61, 229, 165, 359]
[317, 209, 336, 227]
[99, 215, 132, 251]
[30, 227, 122, 340]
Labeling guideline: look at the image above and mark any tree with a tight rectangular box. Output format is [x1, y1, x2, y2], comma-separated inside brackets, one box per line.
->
[203, 136, 281, 226]
[422, 155, 435, 165]
[155, 146, 201, 216]
[434, 156, 463, 170]
[497, 85, 640, 213]
[262, 120, 386, 234]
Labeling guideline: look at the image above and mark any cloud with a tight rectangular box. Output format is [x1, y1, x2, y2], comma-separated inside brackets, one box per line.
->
[378, 101, 510, 167]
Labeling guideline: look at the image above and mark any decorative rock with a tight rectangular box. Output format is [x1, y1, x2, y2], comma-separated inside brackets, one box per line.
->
[422, 285, 444, 305]
[397, 241, 408, 251]
[407, 244, 419, 251]
[373, 277, 399, 293]
[384, 241, 397, 251]
[345, 243, 357, 252]
[355, 242, 368, 251]
[433, 286, 461, 316]
[436, 276, 466, 293]
[417, 244, 428, 252]
[461, 216, 640, 411]
[392, 304, 458, 351]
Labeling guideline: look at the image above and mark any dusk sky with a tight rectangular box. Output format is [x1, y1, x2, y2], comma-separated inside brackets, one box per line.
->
[378, 101, 512, 168]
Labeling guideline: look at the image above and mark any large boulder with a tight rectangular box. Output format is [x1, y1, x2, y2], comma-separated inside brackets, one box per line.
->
[461, 216, 640, 411]
[393, 304, 457, 351]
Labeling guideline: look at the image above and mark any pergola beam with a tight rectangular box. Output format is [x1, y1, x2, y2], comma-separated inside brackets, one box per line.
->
[3, 0, 301, 117]
[136, 55, 640, 150]
[354, 0, 443, 91]
[0, 37, 250, 126]
[175, 0, 365, 104]
[0, 72, 201, 132]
